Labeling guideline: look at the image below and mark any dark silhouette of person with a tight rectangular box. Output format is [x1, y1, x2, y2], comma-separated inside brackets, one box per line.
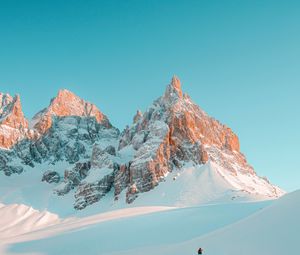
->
[198, 247, 203, 254]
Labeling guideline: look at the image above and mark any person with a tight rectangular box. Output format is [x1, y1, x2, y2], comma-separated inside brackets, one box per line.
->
[198, 247, 203, 254]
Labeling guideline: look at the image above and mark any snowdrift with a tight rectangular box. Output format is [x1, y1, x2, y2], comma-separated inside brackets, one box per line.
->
[0, 203, 60, 241]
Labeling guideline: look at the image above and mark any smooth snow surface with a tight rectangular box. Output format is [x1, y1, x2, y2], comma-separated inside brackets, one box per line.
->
[0, 203, 60, 242]
[2, 201, 269, 255]
[145, 190, 300, 255]
[1, 191, 298, 255]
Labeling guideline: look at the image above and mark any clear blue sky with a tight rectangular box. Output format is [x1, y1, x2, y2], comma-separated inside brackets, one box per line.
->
[0, 0, 299, 191]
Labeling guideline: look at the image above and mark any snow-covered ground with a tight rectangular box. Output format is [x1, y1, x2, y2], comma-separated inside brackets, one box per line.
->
[1, 190, 298, 255]
[131, 161, 282, 208]
[145, 189, 300, 255]
[0, 161, 281, 218]
[1, 200, 269, 255]
[0, 203, 60, 240]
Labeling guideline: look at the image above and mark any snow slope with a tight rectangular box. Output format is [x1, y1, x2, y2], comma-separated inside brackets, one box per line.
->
[0, 203, 60, 241]
[177, 189, 300, 255]
[0, 161, 280, 218]
[103, 190, 299, 255]
[1, 190, 297, 255]
[3, 201, 270, 255]
[132, 161, 281, 208]
[0, 162, 79, 217]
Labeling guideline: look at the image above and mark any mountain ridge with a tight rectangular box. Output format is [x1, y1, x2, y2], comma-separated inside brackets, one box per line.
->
[0, 77, 284, 212]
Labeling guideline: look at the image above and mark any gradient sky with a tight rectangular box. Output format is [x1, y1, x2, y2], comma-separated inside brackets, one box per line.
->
[0, 0, 299, 191]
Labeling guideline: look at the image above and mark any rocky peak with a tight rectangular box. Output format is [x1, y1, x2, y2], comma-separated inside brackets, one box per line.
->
[0, 93, 14, 113]
[164, 76, 183, 101]
[0, 93, 28, 129]
[49, 89, 107, 123]
[33, 89, 112, 134]
[0, 93, 29, 149]
[116, 76, 255, 203]
[162, 77, 240, 152]
[171, 75, 183, 97]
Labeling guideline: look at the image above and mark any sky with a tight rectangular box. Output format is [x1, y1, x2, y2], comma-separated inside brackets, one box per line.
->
[0, 0, 299, 191]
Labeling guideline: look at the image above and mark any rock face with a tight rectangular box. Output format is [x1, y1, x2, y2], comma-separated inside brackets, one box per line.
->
[0, 93, 28, 129]
[0, 78, 284, 210]
[33, 89, 112, 134]
[0, 93, 29, 149]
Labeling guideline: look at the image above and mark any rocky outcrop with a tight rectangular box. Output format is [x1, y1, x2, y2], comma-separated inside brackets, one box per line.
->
[114, 162, 131, 199]
[71, 144, 119, 209]
[74, 172, 114, 210]
[54, 142, 118, 208]
[42, 171, 61, 183]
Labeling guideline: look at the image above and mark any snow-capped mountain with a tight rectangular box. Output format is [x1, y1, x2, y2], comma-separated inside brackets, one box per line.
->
[0, 77, 284, 213]
[117, 76, 283, 204]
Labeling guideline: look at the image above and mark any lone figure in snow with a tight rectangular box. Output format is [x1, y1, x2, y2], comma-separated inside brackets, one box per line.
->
[198, 247, 204, 254]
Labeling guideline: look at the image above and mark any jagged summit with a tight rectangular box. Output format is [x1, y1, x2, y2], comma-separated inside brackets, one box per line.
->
[0, 93, 29, 149]
[0, 93, 27, 127]
[164, 76, 183, 102]
[170, 75, 183, 97]
[0, 93, 13, 113]
[0, 93, 13, 121]
[33, 89, 112, 134]
[4, 95, 28, 128]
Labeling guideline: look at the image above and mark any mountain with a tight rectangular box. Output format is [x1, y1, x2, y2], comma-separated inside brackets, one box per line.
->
[116, 76, 283, 203]
[0, 77, 284, 213]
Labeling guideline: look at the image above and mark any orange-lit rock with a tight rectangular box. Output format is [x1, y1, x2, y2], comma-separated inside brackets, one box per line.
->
[0, 94, 28, 129]
[33, 89, 111, 134]
[0, 93, 29, 149]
